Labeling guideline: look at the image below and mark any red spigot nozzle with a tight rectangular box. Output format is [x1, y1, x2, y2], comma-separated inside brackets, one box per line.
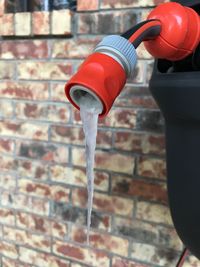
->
[144, 2, 200, 61]
[65, 52, 126, 117]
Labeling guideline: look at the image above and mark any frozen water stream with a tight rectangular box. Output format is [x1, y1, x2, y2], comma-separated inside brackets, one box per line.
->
[80, 94, 102, 244]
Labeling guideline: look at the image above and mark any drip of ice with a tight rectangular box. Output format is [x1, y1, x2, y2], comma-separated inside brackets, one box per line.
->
[79, 94, 102, 245]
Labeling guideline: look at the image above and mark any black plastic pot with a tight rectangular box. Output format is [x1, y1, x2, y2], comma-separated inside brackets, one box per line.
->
[149, 59, 200, 259]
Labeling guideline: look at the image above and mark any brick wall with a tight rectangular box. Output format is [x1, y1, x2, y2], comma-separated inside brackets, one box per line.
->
[0, 0, 199, 266]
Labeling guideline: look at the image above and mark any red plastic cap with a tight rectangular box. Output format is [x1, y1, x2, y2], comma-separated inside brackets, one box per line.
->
[65, 53, 126, 117]
[144, 2, 200, 61]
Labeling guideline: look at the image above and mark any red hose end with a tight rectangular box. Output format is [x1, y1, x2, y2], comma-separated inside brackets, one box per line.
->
[144, 2, 200, 61]
[65, 53, 126, 117]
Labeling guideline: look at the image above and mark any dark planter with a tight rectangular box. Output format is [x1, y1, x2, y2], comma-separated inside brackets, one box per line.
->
[149, 59, 200, 259]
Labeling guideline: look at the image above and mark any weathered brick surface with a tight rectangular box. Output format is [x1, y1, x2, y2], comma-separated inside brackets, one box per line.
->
[50, 83, 68, 102]
[112, 175, 167, 204]
[0, 62, 15, 79]
[32, 12, 50, 35]
[72, 188, 134, 216]
[78, 0, 99, 11]
[53, 240, 110, 266]
[0, 2, 194, 267]
[0, 241, 18, 259]
[52, 10, 71, 35]
[16, 140, 68, 163]
[17, 61, 73, 80]
[19, 247, 70, 267]
[15, 13, 31, 36]
[78, 10, 137, 34]
[3, 226, 51, 252]
[2, 191, 50, 216]
[113, 217, 183, 251]
[51, 37, 101, 59]
[136, 201, 173, 226]
[137, 157, 166, 180]
[51, 202, 111, 231]
[131, 243, 179, 266]
[0, 40, 48, 59]
[0, 138, 15, 155]
[0, 14, 14, 35]
[114, 132, 165, 155]
[0, 82, 49, 100]
[71, 225, 129, 256]
[50, 165, 109, 192]
[15, 102, 70, 123]
[51, 125, 112, 148]
[0, 121, 49, 141]
[16, 158, 49, 180]
[18, 179, 70, 202]
[72, 148, 135, 174]
[112, 257, 149, 267]
[0, 208, 15, 225]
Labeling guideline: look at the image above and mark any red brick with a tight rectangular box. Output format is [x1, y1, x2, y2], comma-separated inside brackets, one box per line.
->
[50, 165, 109, 192]
[71, 225, 129, 256]
[0, 14, 14, 36]
[0, 241, 18, 259]
[114, 132, 165, 155]
[2, 257, 32, 267]
[138, 157, 166, 180]
[16, 140, 69, 163]
[78, 10, 137, 34]
[78, 0, 99, 11]
[52, 10, 72, 35]
[101, 0, 167, 8]
[3, 226, 51, 252]
[131, 243, 178, 266]
[72, 188, 134, 216]
[0, 208, 15, 225]
[0, 40, 48, 59]
[16, 158, 49, 180]
[0, 121, 49, 141]
[15, 12, 31, 36]
[17, 61, 73, 80]
[103, 108, 137, 128]
[51, 125, 112, 149]
[2, 192, 49, 216]
[0, 82, 49, 100]
[19, 247, 70, 267]
[0, 62, 15, 79]
[15, 102, 70, 123]
[50, 83, 68, 102]
[112, 175, 168, 204]
[0, 138, 15, 154]
[0, 155, 15, 171]
[51, 203, 111, 231]
[0, 0, 5, 16]
[52, 37, 101, 59]
[0, 173, 16, 191]
[112, 256, 149, 267]
[32, 12, 50, 35]
[18, 179, 70, 202]
[78, 13, 98, 34]
[72, 148, 135, 174]
[113, 85, 155, 108]
[136, 201, 173, 226]
[53, 240, 110, 266]
[51, 220, 68, 240]
[113, 217, 183, 251]
[0, 100, 13, 118]
[16, 212, 51, 235]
